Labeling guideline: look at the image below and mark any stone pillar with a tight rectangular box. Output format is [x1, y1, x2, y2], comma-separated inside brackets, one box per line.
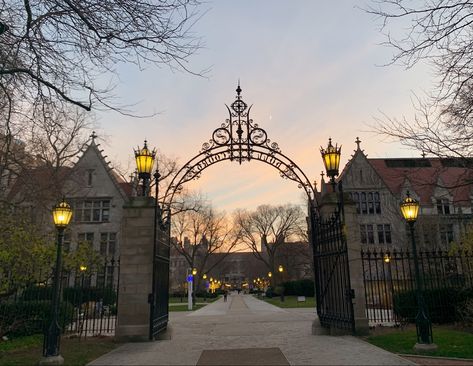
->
[116, 197, 155, 342]
[344, 198, 370, 335]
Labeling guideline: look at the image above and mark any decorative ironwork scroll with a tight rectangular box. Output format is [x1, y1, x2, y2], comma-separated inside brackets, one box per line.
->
[162, 85, 317, 215]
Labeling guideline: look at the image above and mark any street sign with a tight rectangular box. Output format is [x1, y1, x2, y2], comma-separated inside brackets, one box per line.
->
[187, 275, 193, 282]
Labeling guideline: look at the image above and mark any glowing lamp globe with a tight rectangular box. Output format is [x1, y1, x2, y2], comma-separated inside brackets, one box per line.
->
[278, 265, 284, 273]
[268, 272, 272, 278]
[134, 140, 156, 178]
[52, 199, 73, 228]
[80, 265, 87, 272]
[320, 138, 341, 180]
[203, 273, 207, 280]
[192, 268, 197, 276]
[400, 191, 420, 222]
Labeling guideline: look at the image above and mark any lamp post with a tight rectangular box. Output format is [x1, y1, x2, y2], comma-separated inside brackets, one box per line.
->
[400, 191, 436, 350]
[41, 199, 72, 365]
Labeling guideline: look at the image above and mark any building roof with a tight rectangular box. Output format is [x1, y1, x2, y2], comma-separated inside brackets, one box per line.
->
[367, 157, 473, 206]
[337, 138, 473, 206]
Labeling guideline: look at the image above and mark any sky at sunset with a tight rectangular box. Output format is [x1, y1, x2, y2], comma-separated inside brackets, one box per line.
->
[96, 1, 433, 212]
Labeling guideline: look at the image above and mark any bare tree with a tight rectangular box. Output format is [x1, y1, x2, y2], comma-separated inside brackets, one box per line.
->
[1, 0, 202, 113]
[366, 1, 473, 159]
[4, 106, 92, 218]
[0, 1, 203, 192]
[234, 204, 305, 285]
[171, 202, 241, 291]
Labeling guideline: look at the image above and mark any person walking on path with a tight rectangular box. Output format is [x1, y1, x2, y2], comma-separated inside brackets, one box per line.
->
[223, 291, 228, 302]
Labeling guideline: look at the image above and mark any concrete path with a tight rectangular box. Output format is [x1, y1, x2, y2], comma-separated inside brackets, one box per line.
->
[89, 293, 415, 365]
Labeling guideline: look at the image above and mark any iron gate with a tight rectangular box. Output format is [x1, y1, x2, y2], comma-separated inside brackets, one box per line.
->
[310, 203, 355, 333]
[149, 205, 170, 339]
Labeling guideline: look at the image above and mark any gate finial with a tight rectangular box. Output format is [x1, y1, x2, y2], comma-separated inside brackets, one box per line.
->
[236, 80, 242, 97]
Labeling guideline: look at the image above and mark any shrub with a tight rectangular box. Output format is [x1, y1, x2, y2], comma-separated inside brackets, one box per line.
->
[393, 287, 473, 324]
[63, 287, 117, 306]
[194, 291, 218, 298]
[21, 286, 117, 306]
[0, 300, 74, 337]
[20, 285, 53, 301]
[281, 279, 315, 297]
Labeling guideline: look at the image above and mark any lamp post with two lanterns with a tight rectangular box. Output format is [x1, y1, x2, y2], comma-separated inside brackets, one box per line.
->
[41, 199, 73, 365]
[400, 191, 437, 350]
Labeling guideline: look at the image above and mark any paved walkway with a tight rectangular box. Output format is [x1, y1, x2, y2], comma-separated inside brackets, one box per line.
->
[89, 293, 414, 365]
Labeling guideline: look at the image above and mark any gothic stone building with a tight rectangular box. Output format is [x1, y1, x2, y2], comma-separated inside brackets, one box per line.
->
[335, 140, 473, 251]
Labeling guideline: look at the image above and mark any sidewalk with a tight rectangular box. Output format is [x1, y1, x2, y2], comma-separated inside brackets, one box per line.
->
[89, 293, 414, 365]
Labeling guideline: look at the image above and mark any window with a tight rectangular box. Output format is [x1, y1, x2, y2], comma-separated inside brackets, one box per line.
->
[360, 224, 374, 244]
[74, 199, 110, 222]
[377, 224, 392, 244]
[350, 191, 381, 215]
[87, 170, 94, 186]
[100, 232, 117, 257]
[78, 232, 94, 245]
[361, 224, 391, 244]
[437, 199, 450, 215]
[440, 224, 454, 247]
[63, 232, 71, 253]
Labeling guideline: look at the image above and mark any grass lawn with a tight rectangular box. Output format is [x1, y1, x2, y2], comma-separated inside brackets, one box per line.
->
[0, 334, 119, 366]
[261, 295, 316, 308]
[366, 326, 473, 359]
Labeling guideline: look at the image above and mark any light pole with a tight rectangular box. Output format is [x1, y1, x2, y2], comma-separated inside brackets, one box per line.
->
[278, 265, 285, 302]
[192, 268, 197, 306]
[400, 191, 437, 350]
[186, 269, 194, 310]
[41, 199, 72, 365]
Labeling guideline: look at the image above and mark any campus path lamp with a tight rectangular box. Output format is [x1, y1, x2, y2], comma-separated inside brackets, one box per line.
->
[41, 199, 72, 365]
[400, 191, 436, 350]
[134, 140, 156, 196]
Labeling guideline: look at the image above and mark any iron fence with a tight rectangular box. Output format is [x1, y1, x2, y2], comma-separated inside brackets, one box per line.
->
[0, 259, 119, 339]
[361, 249, 473, 327]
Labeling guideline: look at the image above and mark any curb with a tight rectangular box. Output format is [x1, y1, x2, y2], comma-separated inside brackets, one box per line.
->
[399, 354, 473, 362]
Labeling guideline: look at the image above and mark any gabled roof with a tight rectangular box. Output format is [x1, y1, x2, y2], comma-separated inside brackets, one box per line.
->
[338, 139, 473, 206]
[73, 138, 133, 200]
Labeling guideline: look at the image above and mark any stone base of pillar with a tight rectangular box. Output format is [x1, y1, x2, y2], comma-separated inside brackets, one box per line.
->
[115, 324, 150, 343]
[354, 317, 370, 336]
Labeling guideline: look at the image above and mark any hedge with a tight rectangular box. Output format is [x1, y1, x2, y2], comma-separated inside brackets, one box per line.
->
[281, 279, 315, 297]
[0, 300, 74, 337]
[393, 287, 473, 324]
[21, 286, 117, 306]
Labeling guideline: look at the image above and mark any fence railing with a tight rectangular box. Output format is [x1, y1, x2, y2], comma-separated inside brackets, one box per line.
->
[361, 249, 473, 327]
[0, 258, 119, 339]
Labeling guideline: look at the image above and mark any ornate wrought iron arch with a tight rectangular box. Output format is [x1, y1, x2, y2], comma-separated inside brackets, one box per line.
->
[162, 85, 318, 216]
